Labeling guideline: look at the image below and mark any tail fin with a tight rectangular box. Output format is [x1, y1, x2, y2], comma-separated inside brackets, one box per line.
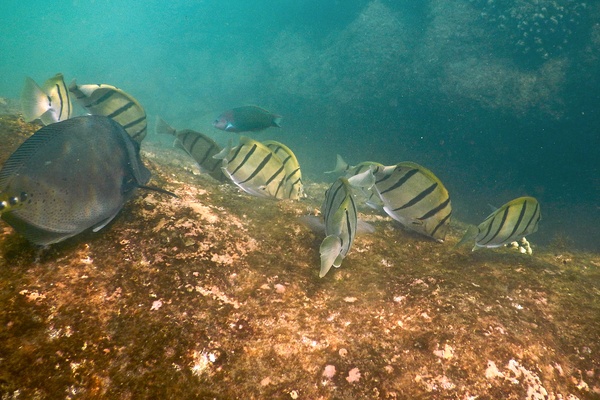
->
[155, 116, 177, 136]
[454, 225, 479, 250]
[325, 154, 349, 174]
[272, 115, 282, 128]
[20, 77, 50, 123]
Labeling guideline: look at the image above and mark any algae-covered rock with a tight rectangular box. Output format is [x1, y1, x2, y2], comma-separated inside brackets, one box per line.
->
[1, 117, 599, 398]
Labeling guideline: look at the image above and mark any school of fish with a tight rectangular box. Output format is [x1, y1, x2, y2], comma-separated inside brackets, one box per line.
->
[0, 72, 542, 277]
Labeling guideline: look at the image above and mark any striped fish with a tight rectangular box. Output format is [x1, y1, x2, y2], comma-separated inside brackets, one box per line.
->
[326, 154, 384, 209]
[21, 73, 72, 125]
[374, 162, 451, 242]
[69, 80, 147, 143]
[156, 117, 227, 182]
[262, 140, 304, 200]
[319, 177, 358, 278]
[464, 196, 541, 251]
[325, 154, 384, 176]
[215, 136, 288, 199]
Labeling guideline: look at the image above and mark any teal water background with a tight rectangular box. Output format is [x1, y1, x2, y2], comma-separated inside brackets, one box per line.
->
[1, 0, 598, 251]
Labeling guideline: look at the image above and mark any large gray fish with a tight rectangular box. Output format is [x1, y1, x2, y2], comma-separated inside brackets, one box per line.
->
[457, 196, 541, 251]
[319, 177, 359, 278]
[156, 117, 227, 182]
[0, 115, 151, 245]
[21, 73, 72, 125]
[374, 162, 451, 242]
[214, 136, 289, 199]
[213, 106, 282, 133]
[69, 80, 147, 143]
[262, 140, 304, 200]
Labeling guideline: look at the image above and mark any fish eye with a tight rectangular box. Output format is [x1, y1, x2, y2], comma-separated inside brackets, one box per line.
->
[0, 201, 6, 211]
[20, 192, 28, 201]
[9, 196, 19, 206]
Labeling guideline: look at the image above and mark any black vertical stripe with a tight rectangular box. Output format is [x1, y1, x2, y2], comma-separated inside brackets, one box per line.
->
[480, 207, 510, 245]
[238, 152, 272, 183]
[198, 143, 216, 165]
[55, 84, 65, 120]
[264, 165, 285, 185]
[418, 196, 450, 220]
[107, 101, 135, 119]
[229, 143, 252, 168]
[379, 168, 418, 195]
[521, 202, 540, 234]
[430, 211, 452, 237]
[86, 90, 115, 107]
[506, 201, 528, 239]
[123, 116, 146, 129]
[393, 182, 438, 211]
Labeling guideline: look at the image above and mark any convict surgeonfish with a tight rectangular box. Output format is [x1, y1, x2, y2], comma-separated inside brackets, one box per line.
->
[0, 115, 153, 245]
[69, 80, 147, 143]
[326, 154, 384, 209]
[457, 196, 541, 251]
[374, 162, 451, 242]
[156, 117, 227, 182]
[214, 136, 290, 199]
[262, 140, 304, 200]
[318, 171, 375, 278]
[213, 106, 282, 133]
[21, 73, 72, 125]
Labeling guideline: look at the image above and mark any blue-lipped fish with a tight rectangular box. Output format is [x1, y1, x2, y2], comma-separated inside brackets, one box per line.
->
[69, 80, 147, 143]
[215, 136, 291, 199]
[0, 115, 153, 245]
[374, 162, 451, 242]
[262, 140, 305, 200]
[319, 171, 374, 278]
[457, 196, 541, 251]
[156, 117, 227, 182]
[213, 106, 282, 133]
[21, 73, 72, 125]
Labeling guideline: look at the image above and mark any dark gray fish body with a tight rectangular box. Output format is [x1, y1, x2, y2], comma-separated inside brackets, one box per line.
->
[213, 106, 282, 133]
[0, 115, 150, 245]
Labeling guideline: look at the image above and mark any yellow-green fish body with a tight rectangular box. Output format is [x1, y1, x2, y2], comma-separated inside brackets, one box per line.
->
[319, 177, 358, 278]
[156, 117, 227, 182]
[374, 161, 451, 242]
[262, 140, 304, 200]
[216, 136, 288, 199]
[471, 196, 541, 250]
[21, 73, 72, 125]
[69, 80, 147, 143]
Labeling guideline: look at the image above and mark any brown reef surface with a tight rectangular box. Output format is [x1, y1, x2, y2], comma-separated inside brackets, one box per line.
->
[1, 112, 599, 399]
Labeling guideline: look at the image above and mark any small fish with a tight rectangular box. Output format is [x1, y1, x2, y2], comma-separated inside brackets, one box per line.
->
[325, 154, 384, 176]
[214, 136, 288, 199]
[262, 140, 304, 200]
[69, 80, 147, 143]
[458, 196, 541, 251]
[374, 162, 451, 242]
[319, 177, 359, 278]
[0, 115, 152, 245]
[156, 117, 227, 182]
[213, 106, 282, 133]
[326, 154, 384, 209]
[20, 73, 72, 125]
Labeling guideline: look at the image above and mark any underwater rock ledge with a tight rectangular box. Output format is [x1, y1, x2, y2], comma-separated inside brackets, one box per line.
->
[1, 116, 599, 399]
